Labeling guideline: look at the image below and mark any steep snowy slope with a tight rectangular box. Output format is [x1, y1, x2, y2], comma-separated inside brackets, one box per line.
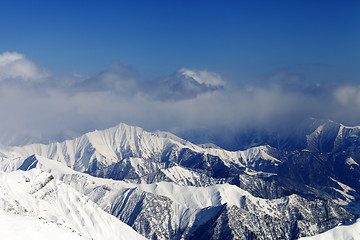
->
[1, 121, 359, 203]
[0, 168, 146, 240]
[0, 208, 88, 240]
[9, 123, 280, 180]
[12, 154, 354, 240]
[1, 121, 360, 239]
[3, 122, 359, 205]
[179, 118, 360, 153]
[305, 119, 360, 153]
[300, 218, 360, 240]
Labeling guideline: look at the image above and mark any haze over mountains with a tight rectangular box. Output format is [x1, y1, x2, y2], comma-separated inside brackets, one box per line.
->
[1, 118, 360, 239]
[1, 51, 360, 151]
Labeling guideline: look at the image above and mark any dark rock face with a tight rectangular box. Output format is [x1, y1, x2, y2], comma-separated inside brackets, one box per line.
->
[236, 174, 293, 199]
[99, 185, 354, 240]
[88, 121, 360, 239]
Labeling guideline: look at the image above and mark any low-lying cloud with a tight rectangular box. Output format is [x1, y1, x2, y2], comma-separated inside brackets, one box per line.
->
[0, 51, 359, 146]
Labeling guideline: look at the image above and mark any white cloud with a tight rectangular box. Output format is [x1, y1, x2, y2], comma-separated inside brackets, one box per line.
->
[142, 68, 225, 101]
[0, 52, 48, 81]
[0, 51, 359, 146]
[178, 68, 225, 86]
[334, 86, 360, 107]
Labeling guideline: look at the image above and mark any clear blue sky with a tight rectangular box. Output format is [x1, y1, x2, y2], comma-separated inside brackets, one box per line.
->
[1, 0, 359, 83]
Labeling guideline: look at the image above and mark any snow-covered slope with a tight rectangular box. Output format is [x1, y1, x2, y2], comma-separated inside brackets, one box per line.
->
[0, 208, 88, 240]
[0, 168, 146, 240]
[6, 123, 280, 181]
[179, 118, 360, 153]
[4, 122, 358, 204]
[304, 119, 360, 153]
[300, 218, 360, 240]
[1, 121, 360, 239]
[13, 154, 354, 240]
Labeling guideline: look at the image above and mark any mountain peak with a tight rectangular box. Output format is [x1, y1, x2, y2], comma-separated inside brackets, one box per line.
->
[176, 68, 225, 86]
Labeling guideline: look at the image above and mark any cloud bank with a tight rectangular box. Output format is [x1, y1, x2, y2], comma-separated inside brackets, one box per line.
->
[0, 51, 359, 146]
[141, 68, 225, 101]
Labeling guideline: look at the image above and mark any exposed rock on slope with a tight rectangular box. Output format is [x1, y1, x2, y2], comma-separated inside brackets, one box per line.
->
[11, 155, 355, 240]
[1, 120, 360, 239]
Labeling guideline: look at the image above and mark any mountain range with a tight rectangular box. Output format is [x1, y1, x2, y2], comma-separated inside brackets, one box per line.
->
[1, 118, 360, 239]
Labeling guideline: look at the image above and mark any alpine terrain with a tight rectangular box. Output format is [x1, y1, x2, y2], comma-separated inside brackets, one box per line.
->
[1, 118, 360, 239]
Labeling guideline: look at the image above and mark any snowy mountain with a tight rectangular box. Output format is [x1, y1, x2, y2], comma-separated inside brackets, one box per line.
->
[8, 123, 280, 182]
[5, 122, 360, 203]
[1, 120, 360, 239]
[180, 118, 360, 153]
[142, 68, 224, 100]
[0, 168, 145, 240]
[300, 219, 360, 240]
[2, 154, 354, 240]
[0, 208, 88, 240]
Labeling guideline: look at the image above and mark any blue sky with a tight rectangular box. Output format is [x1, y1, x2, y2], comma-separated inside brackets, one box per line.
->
[1, 0, 359, 83]
[0, 1, 359, 145]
